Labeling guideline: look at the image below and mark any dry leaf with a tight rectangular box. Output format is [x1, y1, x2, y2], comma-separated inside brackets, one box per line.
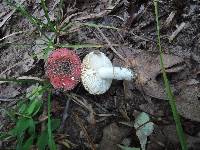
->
[176, 84, 200, 122]
[99, 123, 130, 150]
[162, 125, 200, 149]
[131, 52, 186, 99]
[114, 49, 186, 100]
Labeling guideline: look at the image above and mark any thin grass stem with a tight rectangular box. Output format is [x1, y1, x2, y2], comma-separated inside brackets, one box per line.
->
[153, 1, 188, 150]
[40, 0, 56, 32]
[47, 90, 56, 150]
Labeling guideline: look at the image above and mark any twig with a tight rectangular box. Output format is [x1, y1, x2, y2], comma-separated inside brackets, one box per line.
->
[0, 0, 26, 28]
[124, 4, 145, 28]
[74, 0, 120, 21]
[17, 76, 45, 82]
[169, 22, 186, 42]
[164, 11, 176, 28]
[40, 95, 48, 131]
[70, 93, 96, 125]
[0, 77, 47, 84]
[74, 114, 96, 150]
[0, 30, 29, 42]
[58, 99, 70, 132]
[96, 27, 125, 62]
[69, 93, 92, 111]
[59, 13, 82, 29]
[15, 112, 31, 119]
[0, 10, 16, 28]
[0, 59, 29, 76]
[130, 31, 156, 43]
[75, 10, 110, 21]
[0, 98, 17, 102]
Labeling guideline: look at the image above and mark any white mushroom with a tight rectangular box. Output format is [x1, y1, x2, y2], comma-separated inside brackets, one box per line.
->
[81, 51, 137, 95]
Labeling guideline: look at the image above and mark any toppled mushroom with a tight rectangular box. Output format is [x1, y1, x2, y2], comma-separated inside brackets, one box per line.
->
[45, 48, 81, 91]
[81, 51, 137, 94]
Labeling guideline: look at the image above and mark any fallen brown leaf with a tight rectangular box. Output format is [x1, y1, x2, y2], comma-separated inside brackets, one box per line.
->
[114, 48, 186, 100]
[176, 84, 200, 122]
[99, 123, 131, 150]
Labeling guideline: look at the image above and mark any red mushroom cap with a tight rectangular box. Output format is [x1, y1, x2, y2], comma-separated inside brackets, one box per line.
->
[45, 48, 81, 91]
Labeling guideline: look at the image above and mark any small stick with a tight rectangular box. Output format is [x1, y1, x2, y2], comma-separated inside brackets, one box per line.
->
[0, 30, 28, 42]
[164, 11, 176, 28]
[75, 113, 96, 150]
[41, 100, 48, 131]
[0, 0, 26, 28]
[17, 76, 45, 82]
[169, 22, 186, 42]
[96, 27, 126, 62]
[0, 77, 46, 84]
[0, 98, 17, 102]
[74, 0, 120, 22]
[58, 99, 70, 132]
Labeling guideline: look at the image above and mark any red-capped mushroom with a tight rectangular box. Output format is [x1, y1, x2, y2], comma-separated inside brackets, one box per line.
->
[45, 48, 81, 91]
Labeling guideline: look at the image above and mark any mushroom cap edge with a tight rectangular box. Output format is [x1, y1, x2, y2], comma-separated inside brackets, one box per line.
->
[81, 51, 113, 94]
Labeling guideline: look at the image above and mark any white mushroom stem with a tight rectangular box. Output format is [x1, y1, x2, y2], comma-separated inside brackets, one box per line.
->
[98, 67, 135, 80]
[81, 51, 137, 95]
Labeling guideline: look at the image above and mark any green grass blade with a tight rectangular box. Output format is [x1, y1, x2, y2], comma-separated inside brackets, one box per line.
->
[59, 0, 64, 10]
[27, 84, 51, 100]
[153, 1, 188, 150]
[6, 0, 53, 42]
[0, 77, 47, 84]
[22, 136, 34, 150]
[47, 90, 56, 150]
[6, 1, 45, 28]
[40, 0, 56, 32]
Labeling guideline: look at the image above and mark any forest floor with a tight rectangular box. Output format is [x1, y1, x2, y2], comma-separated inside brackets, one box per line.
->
[0, 0, 200, 150]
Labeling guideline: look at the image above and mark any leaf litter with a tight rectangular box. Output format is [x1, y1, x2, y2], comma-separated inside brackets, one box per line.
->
[0, 0, 200, 149]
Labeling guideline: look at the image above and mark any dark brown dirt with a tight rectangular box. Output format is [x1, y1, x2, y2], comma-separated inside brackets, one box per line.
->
[0, 0, 200, 150]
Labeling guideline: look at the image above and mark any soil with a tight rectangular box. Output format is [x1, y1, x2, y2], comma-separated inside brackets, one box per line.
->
[0, 0, 200, 150]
